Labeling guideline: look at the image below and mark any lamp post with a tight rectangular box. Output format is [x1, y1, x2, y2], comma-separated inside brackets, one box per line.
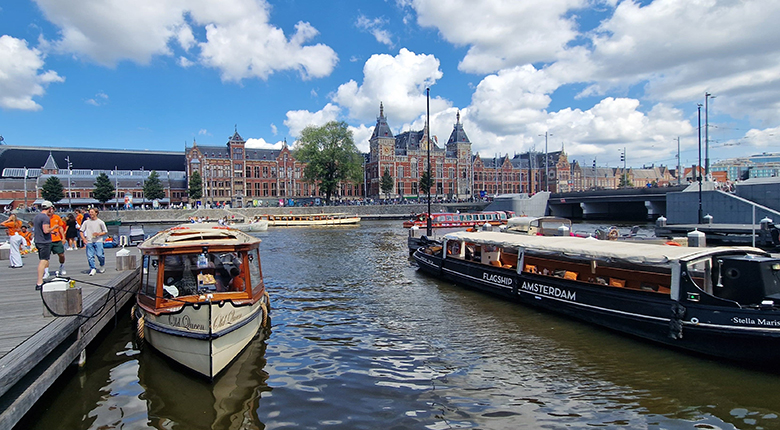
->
[697, 103, 703, 224]
[539, 132, 552, 191]
[23, 167, 28, 210]
[65, 156, 72, 210]
[426, 87, 432, 237]
[705, 92, 715, 180]
[115, 166, 119, 217]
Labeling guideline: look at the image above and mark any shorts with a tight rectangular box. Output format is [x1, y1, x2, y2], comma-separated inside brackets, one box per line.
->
[38, 242, 52, 261]
[51, 241, 65, 255]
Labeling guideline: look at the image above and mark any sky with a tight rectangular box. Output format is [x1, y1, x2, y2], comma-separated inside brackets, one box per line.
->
[2, 0, 780, 170]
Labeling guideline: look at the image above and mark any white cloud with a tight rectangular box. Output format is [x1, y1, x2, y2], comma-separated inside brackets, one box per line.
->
[0, 35, 63, 111]
[356, 14, 393, 47]
[246, 137, 284, 149]
[283, 103, 341, 137]
[198, 129, 209, 136]
[410, 0, 585, 73]
[270, 123, 278, 135]
[349, 123, 375, 152]
[333, 48, 449, 124]
[178, 56, 194, 68]
[33, 0, 338, 81]
[85, 91, 109, 106]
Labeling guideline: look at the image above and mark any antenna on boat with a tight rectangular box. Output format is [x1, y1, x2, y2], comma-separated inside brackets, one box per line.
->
[426, 87, 432, 237]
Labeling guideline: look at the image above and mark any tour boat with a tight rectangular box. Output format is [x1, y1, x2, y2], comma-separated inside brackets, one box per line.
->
[230, 218, 269, 232]
[402, 211, 515, 229]
[135, 223, 270, 379]
[413, 231, 780, 366]
[259, 213, 360, 227]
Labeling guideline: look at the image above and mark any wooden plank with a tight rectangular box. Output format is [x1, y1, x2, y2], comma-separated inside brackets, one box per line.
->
[0, 246, 142, 429]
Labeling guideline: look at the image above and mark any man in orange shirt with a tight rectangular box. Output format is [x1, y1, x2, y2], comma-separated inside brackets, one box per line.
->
[48, 210, 68, 277]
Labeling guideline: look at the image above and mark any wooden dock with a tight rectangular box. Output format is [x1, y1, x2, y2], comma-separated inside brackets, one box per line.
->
[0, 247, 141, 430]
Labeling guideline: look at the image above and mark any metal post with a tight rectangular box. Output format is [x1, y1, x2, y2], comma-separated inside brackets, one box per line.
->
[65, 156, 72, 210]
[426, 87, 432, 237]
[697, 104, 703, 224]
[676, 137, 681, 185]
[23, 167, 28, 210]
[115, 166, 119, 217]
[705, 92, 715, 180]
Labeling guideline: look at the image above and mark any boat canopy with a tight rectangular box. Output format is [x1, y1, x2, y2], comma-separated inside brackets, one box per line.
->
[138, 223, 260, 250]
[443, 231, 765, 266]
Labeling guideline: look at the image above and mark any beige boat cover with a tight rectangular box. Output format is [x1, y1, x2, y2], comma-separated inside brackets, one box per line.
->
[443, 231, 765, 266]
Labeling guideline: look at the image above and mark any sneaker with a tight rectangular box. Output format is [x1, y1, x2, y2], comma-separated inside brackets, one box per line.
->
[35, 284, 42, 291]
[57, 269, 67, 276]
[66, 247, 73, 251]
[98, 267, 106, 274]
[44, 270, 50, 278]
[89, 268, 96, 276]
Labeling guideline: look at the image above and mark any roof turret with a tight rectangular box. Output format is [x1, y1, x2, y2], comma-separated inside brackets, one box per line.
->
[446, 111, 470, 144]
[371, 102, 394, 140]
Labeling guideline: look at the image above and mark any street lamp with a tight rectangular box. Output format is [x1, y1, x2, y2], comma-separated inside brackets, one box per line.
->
[697, 103, 703, 224]
[539, 132, 552, 192]
[705, 92, 716, 180]
[426, 87, 432, 237]
[65, 156, 72, 210]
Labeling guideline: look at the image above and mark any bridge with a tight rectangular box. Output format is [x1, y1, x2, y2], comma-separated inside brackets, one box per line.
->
[547, 185, 688, 220]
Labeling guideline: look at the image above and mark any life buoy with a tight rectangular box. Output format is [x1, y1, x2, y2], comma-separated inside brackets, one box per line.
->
[665, 241, 681, 246]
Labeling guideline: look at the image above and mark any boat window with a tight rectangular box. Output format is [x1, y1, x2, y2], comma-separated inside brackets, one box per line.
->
[687, 256, 714, 294]
[248, 249, 262, 290]
[141, 255, 158, 298]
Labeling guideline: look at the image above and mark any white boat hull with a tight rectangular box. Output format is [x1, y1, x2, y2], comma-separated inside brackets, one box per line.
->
[268, 216, 361, 226]
[231, 220, 269, 232]
[141, 297, 267, 378]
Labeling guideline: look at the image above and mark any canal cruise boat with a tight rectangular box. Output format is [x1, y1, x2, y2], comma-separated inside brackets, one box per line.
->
[259, 213, 361, 226]
[402, 211, 515, 229]
[413, 231, 780, 366]
[135, 223, 270, 379]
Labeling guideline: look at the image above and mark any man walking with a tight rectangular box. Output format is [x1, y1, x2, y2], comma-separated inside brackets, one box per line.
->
[34, 201, 55, 290]
[48, 209, 68, 277]
[79, 207, 108, 276]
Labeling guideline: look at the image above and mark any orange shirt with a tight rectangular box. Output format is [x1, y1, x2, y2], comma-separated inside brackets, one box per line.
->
[20, 230, 32, 246]
[0, 218, 22, 236]
[50, 214, 65, 242]
[76, 213, 84, 226]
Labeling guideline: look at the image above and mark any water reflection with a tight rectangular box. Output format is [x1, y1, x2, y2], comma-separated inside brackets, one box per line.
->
[26, 221, 780, 429]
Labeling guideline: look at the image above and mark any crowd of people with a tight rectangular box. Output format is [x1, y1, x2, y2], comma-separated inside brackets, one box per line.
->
[1, 204, 109, 290]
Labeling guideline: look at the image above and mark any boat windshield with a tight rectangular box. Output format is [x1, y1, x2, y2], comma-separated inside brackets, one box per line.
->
[150, 251, 250, 298]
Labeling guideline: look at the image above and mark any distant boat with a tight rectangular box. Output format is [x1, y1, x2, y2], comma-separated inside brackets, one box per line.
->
[135, 223, 270, 379]
[402, 211, 515, 229]
[259, 213, 360, 227]
[413, 231, 780, 367]
[229, 219, 269, 232]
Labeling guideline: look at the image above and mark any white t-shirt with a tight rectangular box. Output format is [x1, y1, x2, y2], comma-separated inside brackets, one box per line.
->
[80, 218, 107, 243]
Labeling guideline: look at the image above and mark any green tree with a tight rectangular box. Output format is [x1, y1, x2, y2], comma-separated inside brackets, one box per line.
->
[41, 176, 65, 203]
[93, 173, 115, 206]
[619, 172, 633, 188]
[188, 170, 203, 200]
[380, 167, 394, 199]
[144, 170, 165, 202]
[419, 169, 433, 198]
[293, 121, 363, 204]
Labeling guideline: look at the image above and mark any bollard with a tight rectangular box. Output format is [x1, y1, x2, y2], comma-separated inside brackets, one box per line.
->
[116, 248, 137, 270]
[703, 214, 713, 225]
[688, 229, 706, 248]
[0, 243, 9, 260]
[761, 217, 773, 231]
[42, 277, 82, 317]
[557, 225, 570, 236]
[656, 215, 667, 228]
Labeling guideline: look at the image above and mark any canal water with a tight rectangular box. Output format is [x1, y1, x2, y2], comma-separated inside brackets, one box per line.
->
[26, 221, 780, 429]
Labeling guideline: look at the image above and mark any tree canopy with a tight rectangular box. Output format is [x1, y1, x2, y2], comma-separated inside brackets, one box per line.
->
[188, 170, 203, 200]
[380, 167, 393, 199]
[93, 173, 115, 204]
[144, 170, 165, 202]
[419, 169, 433, 197]
[293, 121, 363, 204]
[41, 176, 65, 203]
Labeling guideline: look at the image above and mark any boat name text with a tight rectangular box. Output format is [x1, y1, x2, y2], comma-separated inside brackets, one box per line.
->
[167, 314, 206, 331]
[732, 316, 780, 326]
[520, 282, 577, 301]
[482, 272, 514, 286]
[214, 309, 245, 329]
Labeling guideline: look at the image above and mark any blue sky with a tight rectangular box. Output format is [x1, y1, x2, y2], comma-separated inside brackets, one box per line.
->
[2, 0, 780, 170]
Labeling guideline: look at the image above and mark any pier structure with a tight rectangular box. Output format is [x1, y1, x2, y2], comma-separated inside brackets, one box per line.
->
[0, 248, 140, 429]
